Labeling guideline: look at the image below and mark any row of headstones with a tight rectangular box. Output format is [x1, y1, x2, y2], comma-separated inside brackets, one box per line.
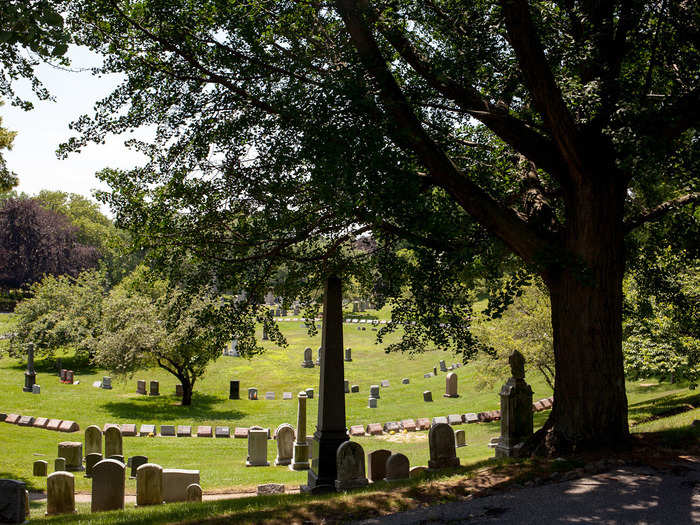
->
[245, 387, 313, 401]
[59, 369, 76, 384]
[135, 379, 162, 396]
[1, 413, 79, 432]
[335, 422, 462, 490]
[34, 462, 202, 517]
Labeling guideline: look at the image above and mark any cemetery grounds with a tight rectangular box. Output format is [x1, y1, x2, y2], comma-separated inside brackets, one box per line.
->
[0, 309, 698, 523]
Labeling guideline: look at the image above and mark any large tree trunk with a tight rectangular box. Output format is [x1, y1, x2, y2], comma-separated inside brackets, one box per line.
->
[536, 178, 630, 454]
[181, 377, 193, 406]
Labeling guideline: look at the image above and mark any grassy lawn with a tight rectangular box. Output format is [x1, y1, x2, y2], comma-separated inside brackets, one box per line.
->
[1, 309, 698, 523]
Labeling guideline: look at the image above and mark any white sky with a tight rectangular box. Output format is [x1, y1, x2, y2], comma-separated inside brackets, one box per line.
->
[1, 46, 147, 215]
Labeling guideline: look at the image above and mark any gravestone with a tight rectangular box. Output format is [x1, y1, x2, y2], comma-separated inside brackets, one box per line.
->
[380, 380, 389, 387]
[101, 376, 112, 390]
[302, 275, 348, 494]
[46, 471, 75, 516]
[120, 424, 136, 437]
[423, 391, 433, 402]
[464, 413, 479, 424]
[215, 426, 230, 438]
[455, 429, 467, 447]
[301, 347, 315, 368]
[60, 369, 66, 382]
[229, 380, 240, 400]
[33, 460, 47, 476]
[367, 449, 391, 482]
[136, 380, 147, 395]
[139, 424, 156, 437]
[176, 425, 192, 437]
[265, 392, 275, 400]
[148, 380, 160, 396]
[385, 453, 410, 482]
[439, 360, 447, 372]
[447, 414, 463, 426]
[369, 385, 380, 399]
[344, 347, 352, 362]
[91, 459, 125, 512]
[85, 453, 102, 478]
[197, 426, 212, 438]
[428, 423, 460, 469]
[58, 420, 79, 432]
[107, 455, 124, 464]
[383, 421, 401, 433]
[17, 416, 34, 427]
[104, 427, 123, 457]
[84, 425, 102, 456]
[315, 346, 322, 366]
[366, 423, 382, 436]
[432, 416, 448, 425]
[496, 351, 534, 458]
[234, 427, 248, 439]
[368, 398, 378, 408]
[57, 442, 82, 471]
[423, 373, 432, 379]
[23, 343, 36, 393]
[409, 466, 428, 478]
[283, 392, 293, 400]
[136, 463, 163, 506]
[46, 419, 62, 431]
[416, 418, 431, 430]
[335, 441, 368, 491]
[33, 417, 48, 428]
[349, 425, 365, 436]
[130, 455, 148, 478]
[0, 479, 26, 523]
[433, 367, 437, 376]
[162, 469, 200, 503]
[351, 385, 359, 393]
[175, 384, 183, 397]
[32, 385, 40, 394]
[343, 380, 349, 394]
[305, 387, 314, 399]
[401, 419, 417, 432]
[246, 429, 269, 466]
[444, 372, 458, 398]
[65, 370, 74, 384]
[186, 483, 202, 502]
[54, 457, 66, 472]
[291, 392, 310, 471]
[401, 378, 410, 385]
[274, 424, 295, 466]
[248, 388, 258, 400]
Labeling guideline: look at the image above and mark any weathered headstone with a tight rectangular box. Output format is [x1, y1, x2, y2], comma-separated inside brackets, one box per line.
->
[344, 347, 352, 362]
[401, 378, 410, 385]
[17, 416, 34, 427]
[84, 425, 102, 456]
[0, 479, 26, 523]
[401, 419, 417, 432]
[366, 423, 383, 436]
[234, 427, 248, 439]
[432, 416, 448, 425]
[439, 360, 447, 372]
[215, 426, 230, 438]
[130, 455, 148, 479]
[367, 449, 391, 482]
[496, 351, 534, 458]
[46, 471, 75, 516]
[265, 391, 275, 400]
[46, 418, 62, 431]
[176, 425, 191, 437]
[120, 423, 137, 437]
[335, 441, 368, 491]
[305, 387, 314, 399]
[416, 418, 431, 430]
[136, 463, 163, 506]
[57, 442, 82, 471]
[31, 385, 40, 394]
[447, 414, 463, 425]
[65, 370, 74, 384]
[248, 387, 258, 400]
[101, 376, 112, 390]
[104, 427, 123, 457]
[58, 420, 79, 433]
[148, 380, 160, 396]
[136, 380, 147, 395]
[369, 385, 380, 399]
[455, 429, 467, 447]
[368, 397, 378, 408]
[54, 457, 66, 472]
[349, 425, 365, 436]
[139, 424, 156, 437]
[229, 380, 240, 400]
[423, 390, 433, 402]
[464, 413, 479, 424]
[84, 453, 102, 478]
[383, 421, 401, 433]
[91, 459, 125, 512]
[197, 426, 212, 438]
[162, 469, 200, 503]
[185, 483, 202, 502]
[283, 391, 293, 400]
[274, 424, 295, 466]
[428, 423, 460, 469]
[302, 347, 315, 368]
[444, 372, 458, 398]
[246, 429, 269, 467]
[385, 453, 410, 482]
[351, 384, 359, 393]
[33, 460, 47, 477]
[409, 466, 428, 478]
[291, 392, 310, 471]
[33, 417, 48, 429]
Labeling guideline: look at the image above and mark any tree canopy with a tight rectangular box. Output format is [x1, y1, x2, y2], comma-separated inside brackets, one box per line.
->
[59, 0, 699, 453]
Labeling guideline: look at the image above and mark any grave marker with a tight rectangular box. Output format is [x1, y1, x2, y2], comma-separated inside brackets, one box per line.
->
[162, 469, 200, 503]
[385, 453, 410, 482]
[335, 441, 368, 491]
[246, 429, 269, 466]
[428, 423, 460, 469]
[91, 459, 125, 512]
[136, 463, 163, 506]
[46, 472, 75, 516]
[274, 424, 295, 466]
[367, 449, 391, 482]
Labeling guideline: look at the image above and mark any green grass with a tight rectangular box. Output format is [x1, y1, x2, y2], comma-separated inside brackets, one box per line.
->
[1, 308, 698, 523]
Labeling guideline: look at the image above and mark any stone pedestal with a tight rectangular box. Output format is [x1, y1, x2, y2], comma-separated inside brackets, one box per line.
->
[290, 392, 310, 471]
[302, 275, 348, 493]
[495, 351, 533, 458]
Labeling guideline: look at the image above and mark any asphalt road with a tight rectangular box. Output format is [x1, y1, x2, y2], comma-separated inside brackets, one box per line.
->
[353, 462, 700, 524]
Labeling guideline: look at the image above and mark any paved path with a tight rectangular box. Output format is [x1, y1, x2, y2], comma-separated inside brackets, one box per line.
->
[354, 463, 700, 525]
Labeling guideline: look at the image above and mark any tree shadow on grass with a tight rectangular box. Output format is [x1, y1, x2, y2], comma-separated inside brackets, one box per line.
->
[102, 393, 247, 422]
[628, 391, 699, 424]
[0, 471, 37, 492]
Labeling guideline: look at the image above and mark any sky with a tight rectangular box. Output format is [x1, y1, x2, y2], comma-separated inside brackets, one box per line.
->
[1, 46, 147, 215]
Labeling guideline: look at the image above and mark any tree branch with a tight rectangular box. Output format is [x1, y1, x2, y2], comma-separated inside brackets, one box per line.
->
[624, 192, 700, 233]
[334, 0, 554, 263]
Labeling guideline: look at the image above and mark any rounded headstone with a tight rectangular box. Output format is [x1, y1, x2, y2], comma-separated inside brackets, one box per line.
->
[33, 460, 48, 477]
[85, 453, 103, 478]
[54, 457, 66, 472]
[428, 423, 460, 469]
[46, 471, 75, 516]
[104, 426, 123, 458]
[136, 463, 163, 506]
[91, 459, 125, 512]
[84, 425, 102, 456]
[367, 449, 391, 482]
[384, 453, 410, 482]
[274, 424, 295, 466]
[186, 483, 203, 502]
[335, 441, 368, 491]
[130, 455, 148, 478]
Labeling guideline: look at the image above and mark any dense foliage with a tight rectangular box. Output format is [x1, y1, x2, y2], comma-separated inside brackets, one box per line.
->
[0, 101, 18, 192]
[0, 197, 100, 290]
